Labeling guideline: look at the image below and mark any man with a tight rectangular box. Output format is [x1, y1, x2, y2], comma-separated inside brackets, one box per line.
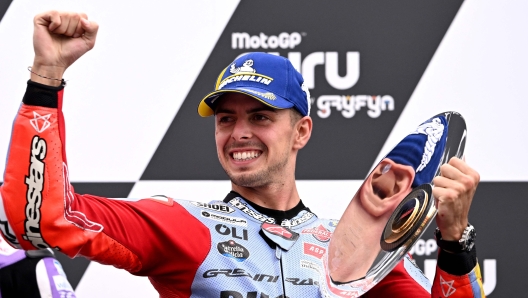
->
[0, 11, 483, 297]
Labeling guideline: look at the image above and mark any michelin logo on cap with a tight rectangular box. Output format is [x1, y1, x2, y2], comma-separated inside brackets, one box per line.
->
[217, 59, 274, 90]
[230, 59, 256, 73]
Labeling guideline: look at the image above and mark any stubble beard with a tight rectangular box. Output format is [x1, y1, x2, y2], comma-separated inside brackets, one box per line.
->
[224, 152, 290, 188]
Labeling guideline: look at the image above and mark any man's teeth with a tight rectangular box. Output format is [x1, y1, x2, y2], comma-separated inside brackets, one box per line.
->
[233, 151, 260, 161]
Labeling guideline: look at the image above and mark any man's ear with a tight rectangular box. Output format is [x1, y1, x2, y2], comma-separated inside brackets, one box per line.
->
[362, 158, 415, 217]
[385, 161, 415, 202]
[293, 116, 312, 150]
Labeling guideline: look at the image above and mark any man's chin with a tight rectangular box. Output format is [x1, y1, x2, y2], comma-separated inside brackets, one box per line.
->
[229, 173, 266, 188]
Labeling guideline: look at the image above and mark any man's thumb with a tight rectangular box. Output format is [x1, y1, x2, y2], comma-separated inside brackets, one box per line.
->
[80, 18, 98, 44]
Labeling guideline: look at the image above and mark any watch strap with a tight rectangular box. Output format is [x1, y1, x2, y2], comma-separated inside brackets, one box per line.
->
[434, 223, 476, 253]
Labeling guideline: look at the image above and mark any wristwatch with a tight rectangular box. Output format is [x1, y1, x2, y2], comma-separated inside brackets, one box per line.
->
[434, 223, 476, 253]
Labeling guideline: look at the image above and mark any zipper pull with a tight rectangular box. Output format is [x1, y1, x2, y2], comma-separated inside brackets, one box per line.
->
[275, 245, 282, 260]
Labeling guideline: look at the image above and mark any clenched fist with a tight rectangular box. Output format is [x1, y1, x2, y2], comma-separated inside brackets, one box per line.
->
[31, 11, 98, 86]
[433, 157, 480, 242]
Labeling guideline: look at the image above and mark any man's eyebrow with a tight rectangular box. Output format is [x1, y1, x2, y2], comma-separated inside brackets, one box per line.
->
[215, 106, 278, 115]
[248, 106, 278, 114]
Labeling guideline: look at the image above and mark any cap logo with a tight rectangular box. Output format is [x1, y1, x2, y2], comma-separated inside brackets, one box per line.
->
[411, 117, 445, 172]
[239, 88, 276, 100]
[230, 59, 256, 74]
[217, 74, 274, 90]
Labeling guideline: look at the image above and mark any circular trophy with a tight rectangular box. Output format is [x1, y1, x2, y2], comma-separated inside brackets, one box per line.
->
[325, 112, 467, 296]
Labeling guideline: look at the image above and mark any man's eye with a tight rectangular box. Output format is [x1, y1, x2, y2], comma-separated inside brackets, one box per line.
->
[253, 114, 269, 121]
[218, 116, 233, 123]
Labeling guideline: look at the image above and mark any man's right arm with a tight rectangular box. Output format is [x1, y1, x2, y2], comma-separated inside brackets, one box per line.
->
[0, 12, 212, 286]
[0, 80, 211, 287]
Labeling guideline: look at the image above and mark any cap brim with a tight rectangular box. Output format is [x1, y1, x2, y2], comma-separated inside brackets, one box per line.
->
[197, 87, 294, 117]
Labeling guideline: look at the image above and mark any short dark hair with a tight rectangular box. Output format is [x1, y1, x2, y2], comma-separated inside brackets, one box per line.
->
[290, 108, 303, 126]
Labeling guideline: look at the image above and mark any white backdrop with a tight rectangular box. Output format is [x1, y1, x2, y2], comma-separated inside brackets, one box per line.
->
[1, 0, 527, 297]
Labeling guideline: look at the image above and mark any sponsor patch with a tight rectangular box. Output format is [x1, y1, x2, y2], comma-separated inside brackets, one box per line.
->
[440, 275, 456, 297]
[217, 73, 273, 90]
[23, 136, 51, 249]
[217, 240, 250, 262]
[261, 222, 299, 251]
[285, 277, 319, 286]
[201, 211, 247, 226]
[303, 242, 326, 259]
[203, 268, 279, 283]
[30, 112, 51, 133]
[191, 201, 234, 214]
[302, 224, 332, 242]
[281, 211, 315, 227]
[228, 198, 275, 224]
[238, 88, 277, 100]
[215, 224, 248, 240]
[262, 223, 297, 240]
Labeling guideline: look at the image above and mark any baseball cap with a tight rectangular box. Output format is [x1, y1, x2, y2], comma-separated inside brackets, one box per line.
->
[198, 52, 311, 117]
[386, 116, 448, 188]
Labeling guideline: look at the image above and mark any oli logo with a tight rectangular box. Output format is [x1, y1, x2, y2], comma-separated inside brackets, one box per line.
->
[215, 224, 248, 241]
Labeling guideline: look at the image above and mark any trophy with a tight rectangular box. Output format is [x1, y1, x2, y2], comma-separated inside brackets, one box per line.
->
[324, 112, 467, 296]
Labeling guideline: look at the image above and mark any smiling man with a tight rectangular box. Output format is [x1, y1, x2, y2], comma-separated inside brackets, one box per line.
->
[199, 53, 314, 214]
[0, 11, 484, 297]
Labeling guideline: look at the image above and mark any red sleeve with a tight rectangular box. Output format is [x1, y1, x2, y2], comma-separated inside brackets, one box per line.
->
[366, 255, 485, 297]
[365, 258, 430, 298]
[0, 82, 210, 295]
[431, 262, 485, 297]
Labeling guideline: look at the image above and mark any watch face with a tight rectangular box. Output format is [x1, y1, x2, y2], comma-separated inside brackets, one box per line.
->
[462, 226, 476, 251]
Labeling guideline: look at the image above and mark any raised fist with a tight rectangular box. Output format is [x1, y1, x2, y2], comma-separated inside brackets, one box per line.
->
[31, 11, 98, 85]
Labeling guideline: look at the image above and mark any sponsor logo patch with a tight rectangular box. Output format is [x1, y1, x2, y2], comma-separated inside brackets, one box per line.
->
[191, 201, 235, 214]
[440, 275, 456, 297]
[215, 224, 248, 240]
[261, 222, 299, 251]
[281, 211, 315, 227]
[302, 224, 332, 242]
[239, 87, 277, 100]
[262, 222, 297, 240]
[303, 242, 326, 259]
[23, 136, 51, 249]
[201, 211, 247, 226]
[217, 240, 250, 262]
[203, 268, 279, 283]
[228, 198, 275, 224]
[285, 277, 319, 286]
[30, 112, 51, 133]
[217, 73, 273, 90]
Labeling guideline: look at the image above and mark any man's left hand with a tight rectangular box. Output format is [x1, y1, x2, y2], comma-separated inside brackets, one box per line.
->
[432, 157, 480, 241]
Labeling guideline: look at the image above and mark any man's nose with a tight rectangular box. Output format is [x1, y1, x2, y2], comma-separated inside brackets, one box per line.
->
[231, 119, 252, 140]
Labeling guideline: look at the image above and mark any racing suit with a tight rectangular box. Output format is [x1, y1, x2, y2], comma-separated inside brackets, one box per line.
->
[0, 237, 76, 298]
[0, 81, 484, 297]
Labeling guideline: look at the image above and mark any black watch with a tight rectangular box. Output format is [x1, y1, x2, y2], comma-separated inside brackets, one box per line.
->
[434, 223, 476, 253]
